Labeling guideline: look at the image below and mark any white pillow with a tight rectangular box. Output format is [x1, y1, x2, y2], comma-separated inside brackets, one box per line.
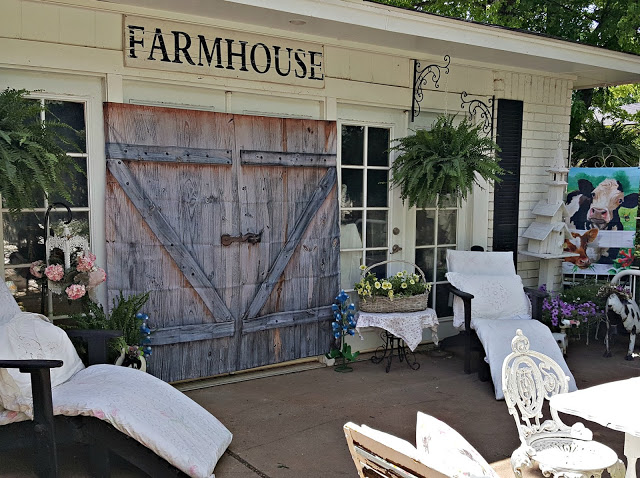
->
[415, 412, 499, 478]
[446, 272, 531, 327]
[0, 312, 85, 416]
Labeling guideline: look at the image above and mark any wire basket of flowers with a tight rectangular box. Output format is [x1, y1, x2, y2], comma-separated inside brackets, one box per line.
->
[355, 260, 432, 313]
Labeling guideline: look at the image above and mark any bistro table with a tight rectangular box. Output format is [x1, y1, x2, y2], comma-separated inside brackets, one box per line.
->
[356, 308, 438, 372]
[550, 377, 640, 478]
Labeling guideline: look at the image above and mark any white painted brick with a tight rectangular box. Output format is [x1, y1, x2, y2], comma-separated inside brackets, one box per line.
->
[525, 139, 547, 149]
[533, 113, 553, 123]
[547, 105, 565, 115]
[528, 104, 547, 114]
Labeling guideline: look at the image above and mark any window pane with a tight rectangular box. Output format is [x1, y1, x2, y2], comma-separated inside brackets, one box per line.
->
[366, 169, 388, 207]
[45, 100, 86, 153]
[415, 210, 436, 246]
[48, 157, 88, 207]
[340, 211, 363, 249]
[367, 128, 390, 167]
[4, 213, 46, 265]
[365, 250, 387, 278]
[434, 283, 453, 318]
[340, 251, 362, 290]
[341, 169, 363, 208]
[415, 247, 434, 282]
[436, 247, 449, 282]
[5, 270, 42, 313]
[366, 210, 388, 248]
[341, 125, 364, 166]
[437, 209, 457, 245]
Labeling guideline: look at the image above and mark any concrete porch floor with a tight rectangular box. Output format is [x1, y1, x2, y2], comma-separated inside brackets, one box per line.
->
[2, 333, 640, 477]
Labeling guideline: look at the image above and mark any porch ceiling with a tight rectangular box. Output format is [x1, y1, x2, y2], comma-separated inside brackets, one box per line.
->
[98, 0, 640, 89]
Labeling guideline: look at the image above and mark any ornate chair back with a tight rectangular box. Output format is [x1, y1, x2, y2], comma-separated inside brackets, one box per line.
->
[501, 329, 570, 446]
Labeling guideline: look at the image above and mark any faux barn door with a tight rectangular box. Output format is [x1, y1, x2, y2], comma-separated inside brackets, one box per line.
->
[104, 103, 338, 382]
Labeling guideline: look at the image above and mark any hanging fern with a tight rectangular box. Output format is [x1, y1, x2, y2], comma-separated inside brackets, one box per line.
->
[0, 88, 81, 212]
[390, 115, 505, 208]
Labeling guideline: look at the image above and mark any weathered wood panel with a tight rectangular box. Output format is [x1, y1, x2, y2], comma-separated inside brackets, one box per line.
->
[106, 143, 232, 165]
[240, 150, 336, 167]
[104, 103, 338, 381]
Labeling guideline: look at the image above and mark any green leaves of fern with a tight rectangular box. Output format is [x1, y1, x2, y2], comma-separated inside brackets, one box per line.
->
[390, 115, 505, 208]
[0, 88, 82, 213]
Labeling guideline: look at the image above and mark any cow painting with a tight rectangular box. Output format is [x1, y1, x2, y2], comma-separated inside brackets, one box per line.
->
[563, 168, 639, 274]
[567, 178, 638, 231]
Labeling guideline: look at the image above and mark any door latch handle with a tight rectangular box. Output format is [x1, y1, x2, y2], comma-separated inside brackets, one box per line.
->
[221, 231, 262, 246]
[390, 244, 403, 254]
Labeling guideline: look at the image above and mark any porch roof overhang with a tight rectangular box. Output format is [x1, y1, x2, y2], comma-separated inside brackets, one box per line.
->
[98, 0, 640, 89]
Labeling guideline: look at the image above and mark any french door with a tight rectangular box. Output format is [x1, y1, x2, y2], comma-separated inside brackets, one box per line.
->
[338, 108, 457, 319]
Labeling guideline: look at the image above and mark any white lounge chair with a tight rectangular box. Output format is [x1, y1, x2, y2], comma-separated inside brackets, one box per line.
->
[0, 279, 232, 478]
[446, 249, 576, 399]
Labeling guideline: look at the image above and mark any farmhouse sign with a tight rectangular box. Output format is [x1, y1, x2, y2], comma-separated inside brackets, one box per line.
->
[124, 16, 325, 87]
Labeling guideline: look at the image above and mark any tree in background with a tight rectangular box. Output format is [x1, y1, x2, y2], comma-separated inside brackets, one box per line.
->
[373, 0, 640, 164]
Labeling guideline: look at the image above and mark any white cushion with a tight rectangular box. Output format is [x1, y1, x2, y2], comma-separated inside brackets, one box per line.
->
[359, 424, 421, 461]
[446, 272, 531, 328]
[446, 250, 516, 276]
[0, 312, 85, 416]
[415, 412, 499, 478]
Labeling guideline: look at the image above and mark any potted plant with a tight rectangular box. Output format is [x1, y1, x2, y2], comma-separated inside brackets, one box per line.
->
[390, 115, 505, 207]
[0, 88, 80, 212]
[325, 290, 360, 372]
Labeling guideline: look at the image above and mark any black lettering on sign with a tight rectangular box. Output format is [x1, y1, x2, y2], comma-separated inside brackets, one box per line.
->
[294, 49, 307, 79]
[226, 39, 249, 71]
[172, 30, 195, 65]
[148, 28, 170, 62]
[128, 25, 145, 59]
[273, 46, 292, 77]
[198, 35, 224, 68]
[309, 51, 324, 80]
[250, 43, 271, 74]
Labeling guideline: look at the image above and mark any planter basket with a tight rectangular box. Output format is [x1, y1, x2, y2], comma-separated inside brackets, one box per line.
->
[358, 260, 430, 313]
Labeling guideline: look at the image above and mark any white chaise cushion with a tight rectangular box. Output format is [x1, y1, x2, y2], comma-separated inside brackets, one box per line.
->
[53, 365, 232, 478]
[446, 272, 531, 327]
[0, 312, 85, 415]
[416, 412, 499, 478]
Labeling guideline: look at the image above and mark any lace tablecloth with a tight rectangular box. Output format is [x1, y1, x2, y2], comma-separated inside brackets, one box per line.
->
[356, 309, 439, 351]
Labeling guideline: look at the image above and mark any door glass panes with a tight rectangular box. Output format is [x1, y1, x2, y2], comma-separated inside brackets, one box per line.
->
[415, 202, 458, 318]
[339, 124, 391, 290]
[1, 99, 90, 318]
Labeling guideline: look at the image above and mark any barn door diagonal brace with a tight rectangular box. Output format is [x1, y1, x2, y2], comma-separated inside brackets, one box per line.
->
[243, 168, 338, 321]
[107, 159, 234, 322]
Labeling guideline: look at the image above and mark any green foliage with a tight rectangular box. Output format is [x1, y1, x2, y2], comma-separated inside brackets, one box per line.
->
[571, 119, 640, 167]
[68, 291, 151, 358]
[390, 115, 504, 208]
[326, 343, 359, 362]
[0, 88, 82, 213]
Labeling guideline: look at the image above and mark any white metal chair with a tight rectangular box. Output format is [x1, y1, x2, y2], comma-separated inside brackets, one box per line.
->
[502, 329, 625, 478]
[344, 412, 499, 478]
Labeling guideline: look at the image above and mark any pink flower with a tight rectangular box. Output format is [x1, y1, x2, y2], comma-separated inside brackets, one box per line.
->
[76, 252, 96, 272]
[30, 260, 44, 278]
[66, 284, 86, 300]
[45, 264, 64, 282]
[87, 268, 106, 289]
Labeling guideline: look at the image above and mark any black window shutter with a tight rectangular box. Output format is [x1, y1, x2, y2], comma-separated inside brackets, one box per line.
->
[492, 99, 523, 265]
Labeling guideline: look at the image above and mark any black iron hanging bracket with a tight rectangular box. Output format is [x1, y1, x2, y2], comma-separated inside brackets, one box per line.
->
[411, 55, 451, 122]
[460, 92, 495, 139]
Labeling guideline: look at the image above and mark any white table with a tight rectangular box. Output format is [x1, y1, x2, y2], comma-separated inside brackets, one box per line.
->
[550, 377, 640, 478]
[356, 309, 439, 372]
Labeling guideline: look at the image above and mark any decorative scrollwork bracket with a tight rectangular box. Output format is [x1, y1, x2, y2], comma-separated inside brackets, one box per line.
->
[411, 55, 451, 122]
[460, 92, 495, 138]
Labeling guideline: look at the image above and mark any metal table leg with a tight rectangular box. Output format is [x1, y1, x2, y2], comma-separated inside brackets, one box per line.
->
[371, 330, 420, 372]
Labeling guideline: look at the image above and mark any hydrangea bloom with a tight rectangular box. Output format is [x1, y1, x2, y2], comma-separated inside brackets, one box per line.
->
[66, 284, 86, 300]
[45, 264, 64, 282]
